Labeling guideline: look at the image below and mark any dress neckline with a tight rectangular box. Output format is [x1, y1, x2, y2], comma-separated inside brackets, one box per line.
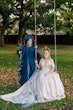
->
[43, 58, 51, 62]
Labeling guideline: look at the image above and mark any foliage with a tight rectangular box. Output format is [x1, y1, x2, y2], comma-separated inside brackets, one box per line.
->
[56, 2, 73, 36]
[0, 0, 73, 46]
[0, 0, 17, 24]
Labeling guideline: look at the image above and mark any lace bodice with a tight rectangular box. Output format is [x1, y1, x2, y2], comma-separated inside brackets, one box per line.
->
[39, 58, 54, 69]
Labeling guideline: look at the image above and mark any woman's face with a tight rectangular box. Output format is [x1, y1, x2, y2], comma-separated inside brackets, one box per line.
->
[27, 39, 32, 47]
[43, 50, 50, 59]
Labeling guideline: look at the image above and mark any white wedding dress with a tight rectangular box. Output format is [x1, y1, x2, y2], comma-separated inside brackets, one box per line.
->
[0, 58, 65, 108]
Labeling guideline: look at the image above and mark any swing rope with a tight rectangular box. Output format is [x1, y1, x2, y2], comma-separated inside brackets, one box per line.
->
[54, 0, 57, 72]
[34, 0, 37, 61]
[34, 0, 57, 71]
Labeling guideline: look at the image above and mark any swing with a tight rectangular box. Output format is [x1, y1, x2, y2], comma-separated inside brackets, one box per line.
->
[34, 0, 57, 71]
[17, 0, 57, 87]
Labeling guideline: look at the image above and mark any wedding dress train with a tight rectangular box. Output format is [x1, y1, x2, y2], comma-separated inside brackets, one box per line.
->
[0, 59, 65, 108]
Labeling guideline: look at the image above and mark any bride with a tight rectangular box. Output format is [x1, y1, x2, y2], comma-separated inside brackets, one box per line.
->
[0, 47, 65, 108]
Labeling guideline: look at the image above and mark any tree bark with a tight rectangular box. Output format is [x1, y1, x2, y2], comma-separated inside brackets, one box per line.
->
[18, 0, 24, 45]
[0, 21, 7, 47]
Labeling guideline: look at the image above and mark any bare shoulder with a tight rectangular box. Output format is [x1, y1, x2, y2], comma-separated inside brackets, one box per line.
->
[50, 58, 54, 63]
[39, 58, 44, 63]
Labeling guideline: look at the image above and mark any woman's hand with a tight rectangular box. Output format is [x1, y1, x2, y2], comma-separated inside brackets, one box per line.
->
[44, 72, 48, 76]
[44, 70, 54, 76]
[35, 45, 38, 48]
[35, 60, 40, 69]
[35, 60, 38, 65]
[19, 50, 22, 54]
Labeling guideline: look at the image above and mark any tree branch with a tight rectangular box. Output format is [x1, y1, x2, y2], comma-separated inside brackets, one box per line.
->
[8, 18, 19, 26]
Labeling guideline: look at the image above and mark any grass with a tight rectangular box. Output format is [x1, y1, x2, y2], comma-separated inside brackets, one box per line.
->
[0, 46, 17, 68]
[0, 44, 73, 110]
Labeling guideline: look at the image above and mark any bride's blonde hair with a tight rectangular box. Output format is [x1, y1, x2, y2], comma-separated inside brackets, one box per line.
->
[42, 46, 51, 53]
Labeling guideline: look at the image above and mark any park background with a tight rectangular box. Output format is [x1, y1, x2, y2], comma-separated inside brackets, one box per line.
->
[0, 0, 73, 110]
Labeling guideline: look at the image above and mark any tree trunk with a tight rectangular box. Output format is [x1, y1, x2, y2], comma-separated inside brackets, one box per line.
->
[18, 0, 24, 46]
[0, 21, 6, 47]
[0, 35, 4, 47]
[18, 20, 23, 45]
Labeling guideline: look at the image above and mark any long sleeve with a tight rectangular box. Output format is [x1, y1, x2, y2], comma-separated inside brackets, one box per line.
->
[37, 50, 41, 63]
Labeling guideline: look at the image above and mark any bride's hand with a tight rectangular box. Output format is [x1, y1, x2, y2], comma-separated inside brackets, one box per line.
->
[44, 72, 48, 76]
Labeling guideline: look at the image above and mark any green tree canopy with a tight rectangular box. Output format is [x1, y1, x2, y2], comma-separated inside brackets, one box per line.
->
[0, 0, 73, 46]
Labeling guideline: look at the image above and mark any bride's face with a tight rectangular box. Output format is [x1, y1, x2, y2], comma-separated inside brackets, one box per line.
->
[43, 50, 50, 59]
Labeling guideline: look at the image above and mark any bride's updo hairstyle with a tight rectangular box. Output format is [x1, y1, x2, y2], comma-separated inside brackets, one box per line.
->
[42, 46, 51, 54]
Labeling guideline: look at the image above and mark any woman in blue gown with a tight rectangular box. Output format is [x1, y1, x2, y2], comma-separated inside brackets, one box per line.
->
[18, 35, 41, 86]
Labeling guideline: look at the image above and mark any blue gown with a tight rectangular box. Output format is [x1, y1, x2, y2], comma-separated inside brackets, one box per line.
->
[18, 45, 41, 86]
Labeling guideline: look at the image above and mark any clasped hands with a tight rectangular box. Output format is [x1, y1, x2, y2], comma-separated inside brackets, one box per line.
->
[35, 60, 48, 75]
[35, 60, 39, 69]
